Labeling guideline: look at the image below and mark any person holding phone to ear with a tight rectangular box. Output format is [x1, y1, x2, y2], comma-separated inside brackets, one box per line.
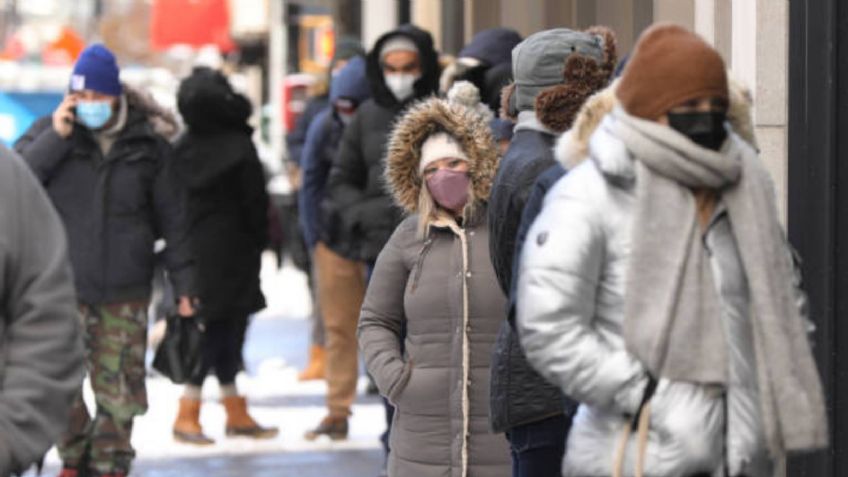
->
[14, 44, 196, 477]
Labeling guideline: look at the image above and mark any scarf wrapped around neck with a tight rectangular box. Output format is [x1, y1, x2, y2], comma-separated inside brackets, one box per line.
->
[609, 106, 828, 455]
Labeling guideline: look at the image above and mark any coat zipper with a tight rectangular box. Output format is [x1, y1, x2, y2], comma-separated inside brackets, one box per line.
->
[456, 225, 471, 477]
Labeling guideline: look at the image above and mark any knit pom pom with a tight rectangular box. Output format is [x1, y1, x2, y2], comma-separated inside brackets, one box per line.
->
[447, 80, 493, 122]
[447, 80, 482, 107]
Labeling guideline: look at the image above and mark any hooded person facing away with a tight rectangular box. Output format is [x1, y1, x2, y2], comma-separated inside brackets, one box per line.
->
[517, 24, 827, 477]
[286, 36, 365, 168]
[358, 85, 511, 477]
[486, 27, 618, 477]
[0, 146, 83, 477]
[440, 27, 523, 115]
[170, 67, 276, 446]
[323, 24, 440, 266]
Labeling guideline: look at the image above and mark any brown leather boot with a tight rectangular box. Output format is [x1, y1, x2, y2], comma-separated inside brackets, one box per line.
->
[222, 395, 279, 438]
[298, 344, 326, 381]
[304, 415, 349, 441]
[173, 397, 215, 445]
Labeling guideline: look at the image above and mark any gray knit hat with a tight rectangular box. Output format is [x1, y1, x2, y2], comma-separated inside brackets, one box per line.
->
[510, 28, 605, 113]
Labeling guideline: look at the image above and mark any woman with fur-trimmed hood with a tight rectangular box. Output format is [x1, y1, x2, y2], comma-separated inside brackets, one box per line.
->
[357, 87, 511, 477]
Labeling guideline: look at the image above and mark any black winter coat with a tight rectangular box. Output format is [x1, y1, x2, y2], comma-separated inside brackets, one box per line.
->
[488, 128, 573, 432]
[172, 131, 268, 321]
[324, 24, 440, 263]
[174, 67, 269, 321]
[15, 104, 194, 305]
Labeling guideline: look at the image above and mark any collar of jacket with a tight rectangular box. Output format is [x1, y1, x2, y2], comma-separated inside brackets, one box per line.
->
[586, 114, 636, 187]
[514, 110, 556, 135]
[97, 94, 128, 138]
[427, 205, 486, 234]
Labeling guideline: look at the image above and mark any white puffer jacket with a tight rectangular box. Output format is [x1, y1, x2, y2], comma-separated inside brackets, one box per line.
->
[515, 116, 801, 477]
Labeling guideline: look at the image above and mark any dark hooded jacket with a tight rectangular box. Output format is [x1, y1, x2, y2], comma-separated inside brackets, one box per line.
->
[14, 86, 193, 306]
[455, 28, 522, 113]
[173, 68, 268, 321]
[299, 55, 371, 249]
[488, 27, 618, 433]
[286, 37, 365, 166]
[324, 24, 440, 262]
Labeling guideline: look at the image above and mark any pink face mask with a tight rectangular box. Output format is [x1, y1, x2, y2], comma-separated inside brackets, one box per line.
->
[425, 169, 471, 213]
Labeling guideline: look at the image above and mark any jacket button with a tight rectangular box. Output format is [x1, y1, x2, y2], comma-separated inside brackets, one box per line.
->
[537, 231, 549, 246]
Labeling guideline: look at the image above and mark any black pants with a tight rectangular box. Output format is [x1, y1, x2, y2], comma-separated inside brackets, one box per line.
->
[189, 318, 244, 387]
[506, 414, 569, 477]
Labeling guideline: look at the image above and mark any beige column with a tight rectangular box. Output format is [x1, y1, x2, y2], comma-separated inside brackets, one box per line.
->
[729, 0, 789, 222]
[694, 0, 732, 62]
[596, 0, 636, 52]
[652, 0, 695, 28]
[411, 0, 442, 52]
[500, 0, 547, 37]
[464, 0, 501, 42]
[362, 0, 398, 50]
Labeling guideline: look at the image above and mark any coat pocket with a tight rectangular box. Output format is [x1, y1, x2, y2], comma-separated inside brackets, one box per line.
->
[387, 359, 413, 405]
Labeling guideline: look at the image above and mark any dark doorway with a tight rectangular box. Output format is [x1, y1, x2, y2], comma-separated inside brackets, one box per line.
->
[787, 0, 848, 474]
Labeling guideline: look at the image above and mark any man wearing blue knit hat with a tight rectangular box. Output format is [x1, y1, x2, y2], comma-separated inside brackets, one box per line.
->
[14, 44, 196, 477]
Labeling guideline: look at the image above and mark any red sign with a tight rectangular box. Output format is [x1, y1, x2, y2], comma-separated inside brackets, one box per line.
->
[150, 0, 235, 52]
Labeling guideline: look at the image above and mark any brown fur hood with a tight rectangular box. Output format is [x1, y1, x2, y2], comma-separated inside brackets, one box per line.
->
[555, 74, 758, 168]
[501, 26, 617, 134]
[124, 83, 180, 140]
[385, 90, 500, 215]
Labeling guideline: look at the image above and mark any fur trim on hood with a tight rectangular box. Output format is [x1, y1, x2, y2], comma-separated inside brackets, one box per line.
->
[385, 91, 500, 216]
[499, 27, 617, 130]
[534, 26, 617, 133]
[124, 83, 180, 140]
[555, 73, 757, 169]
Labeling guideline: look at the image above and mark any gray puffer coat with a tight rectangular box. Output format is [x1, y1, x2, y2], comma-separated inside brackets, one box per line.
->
[358, 95, 510, 477]
[517, 115, 806, 477]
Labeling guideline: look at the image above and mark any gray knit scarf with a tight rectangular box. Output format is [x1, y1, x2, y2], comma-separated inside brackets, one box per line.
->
[609, 107, 827, 455]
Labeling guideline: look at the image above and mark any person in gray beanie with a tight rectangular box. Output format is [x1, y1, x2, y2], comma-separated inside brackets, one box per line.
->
[486, 26, 618, 477]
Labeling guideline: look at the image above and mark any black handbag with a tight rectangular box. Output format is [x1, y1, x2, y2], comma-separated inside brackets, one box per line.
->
[152, 313, 206, 384]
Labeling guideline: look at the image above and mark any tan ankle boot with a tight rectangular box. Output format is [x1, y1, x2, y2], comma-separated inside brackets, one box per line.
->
[298, 345, 326, 381]
[173, 397, 215, 445]
[222, 395, 279, 439]
[304, 415, 349, 441]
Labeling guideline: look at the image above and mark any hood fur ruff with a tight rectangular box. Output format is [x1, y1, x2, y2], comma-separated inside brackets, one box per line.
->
[385, 95, 500, 215]
[124, 83, 180, 140]
[555, 74, 758, 169]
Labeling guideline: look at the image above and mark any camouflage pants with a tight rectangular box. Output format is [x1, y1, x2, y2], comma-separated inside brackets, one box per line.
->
[58, 302, 149, 475]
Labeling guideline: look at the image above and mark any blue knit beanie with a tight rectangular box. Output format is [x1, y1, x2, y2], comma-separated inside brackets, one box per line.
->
[70, 44, 122, 96]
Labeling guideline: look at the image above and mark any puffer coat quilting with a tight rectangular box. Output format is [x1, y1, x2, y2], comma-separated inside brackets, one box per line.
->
[359, 214, 511, 477]
[516, 117, 788, 476]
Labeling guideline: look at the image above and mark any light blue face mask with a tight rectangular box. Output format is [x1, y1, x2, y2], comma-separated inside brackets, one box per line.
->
[76, 100, 113, 129]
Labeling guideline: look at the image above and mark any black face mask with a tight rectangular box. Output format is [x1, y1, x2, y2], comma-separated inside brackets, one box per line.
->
[667, 111, 728, 151]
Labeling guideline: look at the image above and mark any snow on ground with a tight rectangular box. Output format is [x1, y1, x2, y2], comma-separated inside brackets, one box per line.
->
[27, 255, 386, 476]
